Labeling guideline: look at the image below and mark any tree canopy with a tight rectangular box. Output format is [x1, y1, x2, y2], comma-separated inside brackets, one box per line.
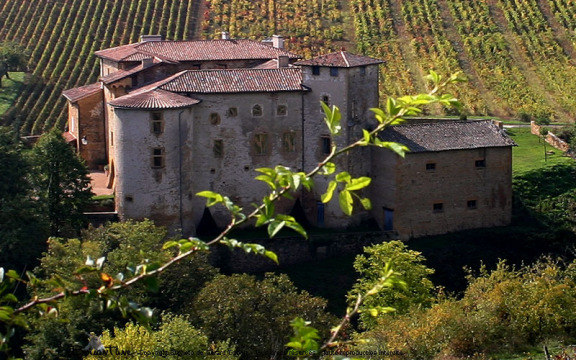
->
[30, 129, 93, 236]
[0, 42, 28, 86]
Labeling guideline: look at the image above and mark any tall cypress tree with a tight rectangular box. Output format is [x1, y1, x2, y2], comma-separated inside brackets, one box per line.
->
[30, 130, 93, 236]
[0, 127, 47, 272]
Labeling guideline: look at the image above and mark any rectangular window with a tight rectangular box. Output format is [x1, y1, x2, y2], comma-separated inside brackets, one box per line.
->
[467, 200, 477, 210]
[475, 159, 486, 168]
[213, 140, 223, 157]
[253, 133, 269, 155]
[359, 66, 366, 76]
[110, 131, 114, 147]
[433, 203, 444, 213]
[151, 112, 163, 134]
[330, 67, 339, 77]
[426, 163, 436, 171]
[152, 147, 164, 168]
[312, 66, 320, 75]
[321, 94, 330, 107]
[282, 132, 296, 152]
[321, 135, 331, 155]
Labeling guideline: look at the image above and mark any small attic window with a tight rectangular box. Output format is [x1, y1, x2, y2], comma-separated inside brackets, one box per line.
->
[330, 67, 339, 77]
[312, 66, 320, 75]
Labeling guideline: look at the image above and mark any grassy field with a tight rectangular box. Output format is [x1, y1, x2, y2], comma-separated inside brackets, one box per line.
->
[0, 72, 25, 116]
[508, 127, 574, 174]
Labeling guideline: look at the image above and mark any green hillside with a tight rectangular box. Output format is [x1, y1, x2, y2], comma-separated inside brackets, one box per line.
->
[1, 0, 576, 135]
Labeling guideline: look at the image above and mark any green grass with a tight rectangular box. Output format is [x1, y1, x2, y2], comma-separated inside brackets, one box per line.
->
[508, 127, 574, 174]
[0, 72, 25, 115]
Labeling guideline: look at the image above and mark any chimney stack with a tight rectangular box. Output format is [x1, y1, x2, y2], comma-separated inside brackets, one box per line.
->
[222, 31, 230, 40]
[277, 55, 289, 68]
[142, 57, 154, 68]
[272, 35, 284, 49]
[140, 35, 163, 42]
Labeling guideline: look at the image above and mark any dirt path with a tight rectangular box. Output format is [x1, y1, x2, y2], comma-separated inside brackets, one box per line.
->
[388, 0, 428, 93]
[436, 0, 505, 117]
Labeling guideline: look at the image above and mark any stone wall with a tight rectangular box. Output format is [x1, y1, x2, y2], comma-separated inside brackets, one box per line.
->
[531, 121, 571, 152]
[371, 147, 513, 239]
[211, 231, 396, 273]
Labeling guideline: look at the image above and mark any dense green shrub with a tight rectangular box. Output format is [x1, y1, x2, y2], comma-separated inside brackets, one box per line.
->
[348, 240, 436, 329]
[24, 220, 218, 359]
[191, 273, 336, 359]
[84, 313, 238, 360]
[354, 258, 576, 359]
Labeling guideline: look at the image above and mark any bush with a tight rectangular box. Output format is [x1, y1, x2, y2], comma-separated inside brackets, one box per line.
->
[191, 273, 336, 359]
[348, 240, 436, 329]
[354, 258, 576, 359]
[84, 313, 238, 360]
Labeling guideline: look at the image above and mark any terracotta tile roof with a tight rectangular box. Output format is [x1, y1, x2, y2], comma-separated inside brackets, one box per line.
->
[108, 88, 200, 109]
[62, 131, 77, 143]
[378, 120, 516, 153]
[96, 39, 300, 63]
[62, 83, 102, 102]
[100, 61, 161, 84]
[158, 68, 306, 93]
[295, 51, 383, 67]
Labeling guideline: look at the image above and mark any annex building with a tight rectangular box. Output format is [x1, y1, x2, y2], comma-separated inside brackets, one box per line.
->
[63, 34, 515, 239]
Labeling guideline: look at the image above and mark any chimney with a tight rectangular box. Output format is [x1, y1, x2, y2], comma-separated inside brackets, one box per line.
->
[221, 31, 230, 40]
[272, 34, 284, 49]
[142, 57, 154, 68]
[277, 55, 289, 68]
[140, 35, 163, 42]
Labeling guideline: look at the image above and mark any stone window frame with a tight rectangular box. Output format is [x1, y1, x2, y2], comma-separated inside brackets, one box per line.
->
[151, 147, 165, 168]
[253, 133, 269, 155]
[151, 111, 164, 135]
[252, 104, 263, 117]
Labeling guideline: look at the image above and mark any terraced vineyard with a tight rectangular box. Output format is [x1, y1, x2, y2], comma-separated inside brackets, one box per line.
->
[2, 0, 576, 135]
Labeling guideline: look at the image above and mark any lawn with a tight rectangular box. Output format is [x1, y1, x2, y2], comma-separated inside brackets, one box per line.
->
[0, 72, 25, 115]
[507, 127, 574, 174]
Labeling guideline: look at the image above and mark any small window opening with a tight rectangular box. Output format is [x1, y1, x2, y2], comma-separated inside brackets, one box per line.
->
[252, 104, 263, 117]
[433, 203, 444, 213]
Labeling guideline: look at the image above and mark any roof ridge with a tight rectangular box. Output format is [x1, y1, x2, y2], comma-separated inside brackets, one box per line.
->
[341, 51, 350, 67]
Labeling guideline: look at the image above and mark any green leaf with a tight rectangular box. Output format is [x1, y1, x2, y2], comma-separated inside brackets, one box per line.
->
[267, 220, 286, 238]
[360, 197, 372, 210]
[321, 162, 336, 175]
[339, 190, 353, 215]
[321, 102, 342, 135]
[162, 240, 178, 250]
[346, 177, 371, 191]
[264, 250, 279, 264]
[196, 191, 224, 207]
[321, 180, 337, 203]
[335, 171, 351, 183]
